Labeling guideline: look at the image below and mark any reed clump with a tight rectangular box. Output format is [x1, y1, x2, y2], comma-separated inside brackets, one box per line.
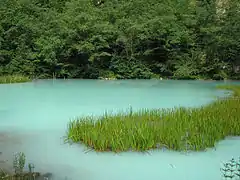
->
[0, 75, 31, 84]
[66, 85, 240, 152]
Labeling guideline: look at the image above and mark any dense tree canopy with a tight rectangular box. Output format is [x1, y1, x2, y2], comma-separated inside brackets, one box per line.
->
[0, 0, 239, 79]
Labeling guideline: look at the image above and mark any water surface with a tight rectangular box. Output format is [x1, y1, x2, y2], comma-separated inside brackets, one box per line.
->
[0, 79, 239, 180]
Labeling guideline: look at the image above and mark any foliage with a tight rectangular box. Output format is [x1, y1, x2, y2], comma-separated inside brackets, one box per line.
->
[0, 0, 239, 79]
[0, 152, 41, 180]
[13, 152, 26, 174]
[0, 75, 30, 84]
[66, 85, 240, 152]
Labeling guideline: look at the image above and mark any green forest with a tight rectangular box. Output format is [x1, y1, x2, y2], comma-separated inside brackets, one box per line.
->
[0, 0, 239, 80]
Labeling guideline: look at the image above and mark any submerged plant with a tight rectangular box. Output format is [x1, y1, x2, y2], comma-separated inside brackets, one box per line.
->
[221, 157, 240, 180]
[0, 152, 7, 179]
[13, 152, 26, 174]
[236, 158, 240, 179]
[28, 163, 35, 173]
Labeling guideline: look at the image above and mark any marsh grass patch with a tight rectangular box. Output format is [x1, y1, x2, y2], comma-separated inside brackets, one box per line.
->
[0, 75, 31, 84]
[66, 85, 240, 152]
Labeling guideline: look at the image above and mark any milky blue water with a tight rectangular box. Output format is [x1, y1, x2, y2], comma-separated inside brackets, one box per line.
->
[0, 79, 239, 180]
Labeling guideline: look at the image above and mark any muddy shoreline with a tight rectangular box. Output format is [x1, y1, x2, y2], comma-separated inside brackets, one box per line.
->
[0, 132, 21, 174]
[0, 132, 51, 180]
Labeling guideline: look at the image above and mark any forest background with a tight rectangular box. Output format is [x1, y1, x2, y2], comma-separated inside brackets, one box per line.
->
[0, 0, 239, 80]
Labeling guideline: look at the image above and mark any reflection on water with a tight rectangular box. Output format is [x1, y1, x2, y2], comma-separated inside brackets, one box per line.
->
[0, 80, 239, 180]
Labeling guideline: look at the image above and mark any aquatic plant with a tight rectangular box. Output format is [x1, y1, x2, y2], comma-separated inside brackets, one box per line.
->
[13, 152, 26, 173]
[66, 85, 240, 152]
[0, 75, 30, 84]
[28, 163, 35, 173]
[221, 157, 240, 180]
[0, 152, 43, 180]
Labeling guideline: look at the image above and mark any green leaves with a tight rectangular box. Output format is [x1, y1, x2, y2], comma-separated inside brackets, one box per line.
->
[13, 152, 26, 174]
[0, 0, 239, 79]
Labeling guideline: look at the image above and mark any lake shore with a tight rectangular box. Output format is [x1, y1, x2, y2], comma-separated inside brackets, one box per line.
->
[0, 132, 52, 180]
[0, 132, 21, 174]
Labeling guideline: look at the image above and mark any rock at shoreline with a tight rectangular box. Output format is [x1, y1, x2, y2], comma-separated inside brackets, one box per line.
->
[36, 172, 53, 180]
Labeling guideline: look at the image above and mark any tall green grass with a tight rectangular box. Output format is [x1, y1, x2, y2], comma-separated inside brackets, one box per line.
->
[0, 75, 31, 84]
[66, 85, 240, 152]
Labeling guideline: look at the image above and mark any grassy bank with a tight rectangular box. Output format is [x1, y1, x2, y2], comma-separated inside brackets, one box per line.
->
[66, 85, 240, 152]
[0, 75, 31, 84]
[0, 152, 44, 180]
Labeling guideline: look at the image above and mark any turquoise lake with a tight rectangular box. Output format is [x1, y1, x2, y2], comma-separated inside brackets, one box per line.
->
[0, 79, 239, 180]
